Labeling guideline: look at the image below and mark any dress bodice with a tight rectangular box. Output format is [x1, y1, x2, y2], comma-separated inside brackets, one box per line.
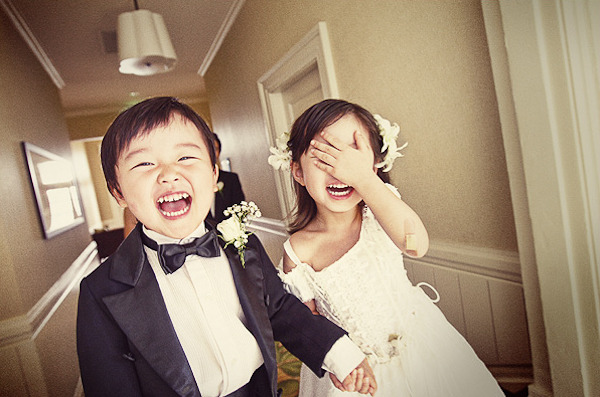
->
[281, 187, 505, 397]
[279, 204, 418, 363]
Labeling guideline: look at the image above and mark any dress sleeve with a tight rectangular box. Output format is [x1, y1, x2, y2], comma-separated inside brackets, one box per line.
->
[278, 265, 316, 302]
[277, 240, 316, 302]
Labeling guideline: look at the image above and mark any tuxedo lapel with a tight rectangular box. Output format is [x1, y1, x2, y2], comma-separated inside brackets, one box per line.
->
[103, 226, 199, 396]
[222, 242, 278, 393]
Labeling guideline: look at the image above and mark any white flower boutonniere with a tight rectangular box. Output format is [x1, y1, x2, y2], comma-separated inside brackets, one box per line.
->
[216, 201, 262, 267]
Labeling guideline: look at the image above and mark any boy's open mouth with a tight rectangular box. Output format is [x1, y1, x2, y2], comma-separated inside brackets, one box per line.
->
[326, 184, 354, 198]
[157, 192, 191, 218]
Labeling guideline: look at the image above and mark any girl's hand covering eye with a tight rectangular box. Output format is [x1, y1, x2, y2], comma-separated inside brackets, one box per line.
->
[310, 130, 376, 188]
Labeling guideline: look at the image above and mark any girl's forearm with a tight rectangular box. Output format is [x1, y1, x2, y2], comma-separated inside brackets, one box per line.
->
[355, 176, 429, 257]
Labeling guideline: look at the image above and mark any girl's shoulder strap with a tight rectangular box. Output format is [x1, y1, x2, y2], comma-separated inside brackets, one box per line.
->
[283, 239, 303, 266]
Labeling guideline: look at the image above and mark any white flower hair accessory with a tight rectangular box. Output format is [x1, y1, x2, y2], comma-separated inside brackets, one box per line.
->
[217, 201, 262, 267]
[266, 114, 406, 173]
[373, 114, 408, 172]
[267, 131, 292, 171]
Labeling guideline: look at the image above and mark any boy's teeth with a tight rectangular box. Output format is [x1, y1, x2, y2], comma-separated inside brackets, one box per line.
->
[160, 207, 189, 217]
[157, 192, 189, 204]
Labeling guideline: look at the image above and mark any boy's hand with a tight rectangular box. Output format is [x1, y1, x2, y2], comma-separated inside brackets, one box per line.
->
[310, 130, 376, 189]
[329, 358, 377, 395]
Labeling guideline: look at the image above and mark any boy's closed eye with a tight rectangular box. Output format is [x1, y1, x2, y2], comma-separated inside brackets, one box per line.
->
[131, 162, 154, 169]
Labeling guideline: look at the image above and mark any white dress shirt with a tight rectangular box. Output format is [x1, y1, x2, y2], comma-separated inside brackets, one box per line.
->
[143, 224, 364, 397]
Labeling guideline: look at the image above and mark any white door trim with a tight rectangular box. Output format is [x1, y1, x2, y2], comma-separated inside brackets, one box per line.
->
[257, 22, 339, 218]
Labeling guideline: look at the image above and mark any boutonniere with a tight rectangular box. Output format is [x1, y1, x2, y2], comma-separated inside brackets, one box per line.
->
[216, 181, 225, 195]
[216, 201, 262, 267]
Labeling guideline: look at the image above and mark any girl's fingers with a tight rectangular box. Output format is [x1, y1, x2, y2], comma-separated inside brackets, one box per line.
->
[354, 130, 369, 152]
[360, 377, 371, 394]
[311, 148, 335, 167]
[354, 368, 364, 392]
[313, 159, 334, 176]
[310, 139, 340, 159]
[320, 130, 346, 150]
[329, 373, 345, 391]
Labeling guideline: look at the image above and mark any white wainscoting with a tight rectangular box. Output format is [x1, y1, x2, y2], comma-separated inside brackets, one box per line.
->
[0, 241, 100, 397]
[250, 217, 533, 388]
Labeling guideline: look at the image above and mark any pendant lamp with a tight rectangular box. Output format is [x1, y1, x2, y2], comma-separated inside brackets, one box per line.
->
[117, 0, 177, 76]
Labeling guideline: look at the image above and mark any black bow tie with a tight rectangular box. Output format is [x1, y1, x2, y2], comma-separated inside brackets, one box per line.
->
[141, 229, 221, 274]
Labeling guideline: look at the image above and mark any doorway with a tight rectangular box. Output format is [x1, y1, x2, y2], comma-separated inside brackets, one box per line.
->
[257, 22, 339, 218]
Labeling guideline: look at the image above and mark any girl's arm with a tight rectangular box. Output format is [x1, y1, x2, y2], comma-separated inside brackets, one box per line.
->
[355, 174, 429, 257]
[311, 130, 429, 257]
[304, 299, 320, 315]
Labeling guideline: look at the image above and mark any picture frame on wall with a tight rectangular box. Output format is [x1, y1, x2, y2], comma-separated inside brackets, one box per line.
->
[22, 142, 85, 239]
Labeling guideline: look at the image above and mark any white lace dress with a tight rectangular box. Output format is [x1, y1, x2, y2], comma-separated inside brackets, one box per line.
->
[278, 204, 504, 397]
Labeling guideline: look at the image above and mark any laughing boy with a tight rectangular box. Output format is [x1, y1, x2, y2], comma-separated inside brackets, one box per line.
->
[76, 97, 376, 397]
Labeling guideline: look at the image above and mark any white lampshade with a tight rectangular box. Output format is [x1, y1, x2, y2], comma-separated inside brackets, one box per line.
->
[117, 9, 177, 76]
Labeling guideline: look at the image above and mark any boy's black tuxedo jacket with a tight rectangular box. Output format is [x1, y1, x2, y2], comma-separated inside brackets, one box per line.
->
[212, 170, 245, 223]
[77, 222, 346, 397]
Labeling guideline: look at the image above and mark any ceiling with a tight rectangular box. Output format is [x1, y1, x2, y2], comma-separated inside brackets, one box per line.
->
[2, 0, 244, 115]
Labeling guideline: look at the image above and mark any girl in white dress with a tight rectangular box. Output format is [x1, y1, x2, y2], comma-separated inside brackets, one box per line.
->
[268, 99, 505, 397]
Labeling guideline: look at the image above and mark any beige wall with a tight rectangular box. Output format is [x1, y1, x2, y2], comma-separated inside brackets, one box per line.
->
[0, 9, 91, 396]
[205, 0, 517, 251]
[66, 100, 212, 141]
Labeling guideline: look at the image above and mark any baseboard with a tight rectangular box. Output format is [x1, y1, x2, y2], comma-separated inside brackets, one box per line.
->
[490, 364, 533, 387]
[527, 383, 554, 397]
[0, 241, 99, 347]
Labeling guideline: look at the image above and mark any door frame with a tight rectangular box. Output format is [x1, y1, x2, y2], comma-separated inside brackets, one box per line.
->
[257, 21, 339, 218]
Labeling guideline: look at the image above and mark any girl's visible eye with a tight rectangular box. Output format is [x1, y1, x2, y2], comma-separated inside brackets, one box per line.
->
[179, 156, 197, 161]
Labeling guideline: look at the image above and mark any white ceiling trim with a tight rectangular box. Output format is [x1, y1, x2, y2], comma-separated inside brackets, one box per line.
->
[0, 0, 65, 89]
[197, 0, 245, 77]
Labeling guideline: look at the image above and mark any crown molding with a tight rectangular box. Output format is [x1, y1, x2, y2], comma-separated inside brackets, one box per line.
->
[0, 0, 65, 89]
[197, 0, 245, 77]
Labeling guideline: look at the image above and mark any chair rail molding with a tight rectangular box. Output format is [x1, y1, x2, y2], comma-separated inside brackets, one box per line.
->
[0, 241, 98, 347]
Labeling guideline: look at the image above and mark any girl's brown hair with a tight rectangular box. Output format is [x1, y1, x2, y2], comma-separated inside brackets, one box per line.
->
[287, 99, 390, 233]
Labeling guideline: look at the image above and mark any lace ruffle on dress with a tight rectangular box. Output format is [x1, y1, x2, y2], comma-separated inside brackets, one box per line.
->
[278, 196, 504, 397]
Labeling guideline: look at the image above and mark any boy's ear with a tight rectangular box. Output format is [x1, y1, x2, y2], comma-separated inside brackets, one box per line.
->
[212, 165, 219, 192]
[111, 188, 128, 208]
[291, 162, 305, 186]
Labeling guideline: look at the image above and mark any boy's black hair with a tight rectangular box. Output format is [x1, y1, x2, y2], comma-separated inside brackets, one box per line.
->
[101, 96, 216, 198]
[213, 133, 222, 153]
